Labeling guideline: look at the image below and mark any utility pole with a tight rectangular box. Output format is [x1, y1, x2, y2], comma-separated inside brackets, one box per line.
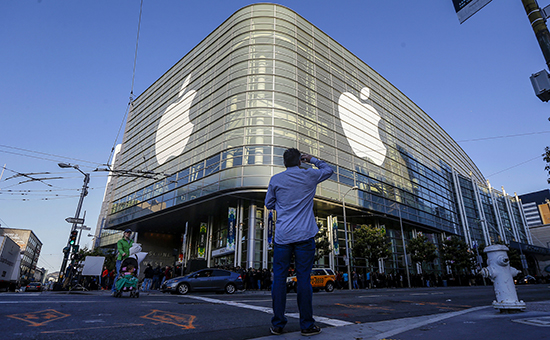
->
[522, 0, 550, 101]
[522, 0, 550, 69]
[56, 164, 90, 287]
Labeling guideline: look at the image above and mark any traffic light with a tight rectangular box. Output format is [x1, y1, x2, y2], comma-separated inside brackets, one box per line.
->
[69, 230, 78, 245]
[62, 246, 70, 254]
[72, 244, 79, 253]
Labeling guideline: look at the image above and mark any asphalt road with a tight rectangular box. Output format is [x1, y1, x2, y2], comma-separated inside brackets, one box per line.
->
[1, 284, 548, 340]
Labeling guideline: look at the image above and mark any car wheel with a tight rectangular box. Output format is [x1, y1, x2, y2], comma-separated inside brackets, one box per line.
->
[177, 283, 189, 295]
[325, 281, 335, 292]
[225, 283, 236, 294]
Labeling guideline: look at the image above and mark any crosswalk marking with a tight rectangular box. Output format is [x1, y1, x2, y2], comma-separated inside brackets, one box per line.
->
[180, 295, 354, 327]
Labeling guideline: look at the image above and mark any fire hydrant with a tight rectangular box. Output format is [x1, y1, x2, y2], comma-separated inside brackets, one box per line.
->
[480, 244, 525, 312]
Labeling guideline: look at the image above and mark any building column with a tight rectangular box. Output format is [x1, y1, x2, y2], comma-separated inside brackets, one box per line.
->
[472, 181, 491, 246]
[206, 216, 214, 268]
[262, 207, 269, 269]
[488, 184, 507, 244]
[328, 216, 335, 271]
[185, 223, 194, 264]
[236, 201, 244, 267]
[247, 203, 257, 268]
[452, 170, 472, 245]
[503, 189, 521, 242]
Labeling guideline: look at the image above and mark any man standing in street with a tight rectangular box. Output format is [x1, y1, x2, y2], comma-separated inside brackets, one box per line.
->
[111, 229, 134, 295]
[265, 148, 333, 336]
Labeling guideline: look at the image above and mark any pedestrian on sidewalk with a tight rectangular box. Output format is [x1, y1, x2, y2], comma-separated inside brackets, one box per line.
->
[265, 148, 333, 336]
[152, 265, 161, 290]
[111, 229, 134, 295]
[142, 263, 154, 291]
[101, 266, 109, 290]
[343, 272, 349, 288]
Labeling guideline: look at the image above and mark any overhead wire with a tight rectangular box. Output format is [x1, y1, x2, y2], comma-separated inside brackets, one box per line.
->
[457, 130, 550, 142]
[0, 144, 102, 167]
[485, 154, 543, 178]
[107, 0, 144, 167]
[456, 131, 548, 178]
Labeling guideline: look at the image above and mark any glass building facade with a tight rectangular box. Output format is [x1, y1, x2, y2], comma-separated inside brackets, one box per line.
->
[102, 4, 532, 274]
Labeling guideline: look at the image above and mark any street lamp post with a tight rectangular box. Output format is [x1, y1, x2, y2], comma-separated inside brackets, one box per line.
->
[57, 163, 90, 285]
[342, 186, 358, 290]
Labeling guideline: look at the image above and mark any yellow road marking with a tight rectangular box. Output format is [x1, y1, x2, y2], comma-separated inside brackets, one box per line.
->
[7, 309, 70, 327]
[141, 309, 196, 329]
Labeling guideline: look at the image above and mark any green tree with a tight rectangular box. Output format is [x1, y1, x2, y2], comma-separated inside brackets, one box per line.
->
[352, 225, 391, 273]
[314, 224, 331, 262]
[408, 233, 437, 277]
[440, 236, 475, 284]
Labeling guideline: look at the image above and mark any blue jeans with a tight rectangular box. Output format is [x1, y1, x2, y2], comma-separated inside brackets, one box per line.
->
[111, 260, 122, 293]
[271, 237, 315, 330]
[142, 278, 152, 291]
[152, 276, 160, 290]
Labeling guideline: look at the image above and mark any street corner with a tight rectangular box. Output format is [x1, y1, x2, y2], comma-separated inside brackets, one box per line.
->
[141, 309, 196, 329]
[6, 309, 70, 327]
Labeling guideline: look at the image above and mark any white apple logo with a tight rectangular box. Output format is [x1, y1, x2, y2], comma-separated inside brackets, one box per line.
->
[155, 74, 197, 165]
[338, 87, 386, 166]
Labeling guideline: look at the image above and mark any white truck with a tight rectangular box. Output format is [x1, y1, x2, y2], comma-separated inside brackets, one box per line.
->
[0, 236, 21, 292]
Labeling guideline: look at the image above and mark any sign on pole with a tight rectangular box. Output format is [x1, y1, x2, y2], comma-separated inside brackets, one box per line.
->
[65, 217, 84, 224]
[452, 0, 492, 24]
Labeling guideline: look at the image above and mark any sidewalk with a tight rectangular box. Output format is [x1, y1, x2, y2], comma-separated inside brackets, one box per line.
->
[252, 300, 550, 340]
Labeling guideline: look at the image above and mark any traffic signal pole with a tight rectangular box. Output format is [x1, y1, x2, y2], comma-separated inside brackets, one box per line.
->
[57, 172, 90, 285]
[522, 0, 550, 70]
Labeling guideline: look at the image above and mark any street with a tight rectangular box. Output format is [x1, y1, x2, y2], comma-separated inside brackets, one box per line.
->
[1, 285, 549, 340]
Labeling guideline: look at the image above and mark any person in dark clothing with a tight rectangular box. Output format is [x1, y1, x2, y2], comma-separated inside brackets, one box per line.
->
[152, 265, 162, 290]
[143, 264, 154, 291]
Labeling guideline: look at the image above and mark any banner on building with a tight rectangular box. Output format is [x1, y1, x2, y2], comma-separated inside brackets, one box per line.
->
[268, 211, 274, 249]
[198, 223, 207, 258]
[332, 216, 339, 255]
[227, 207, 236, 251]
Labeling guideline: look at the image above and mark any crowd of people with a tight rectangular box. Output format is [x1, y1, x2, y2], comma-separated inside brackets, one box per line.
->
[100, 263, 182, 291]
[94, 263, 549, 292]
[214, 266, 274, 290]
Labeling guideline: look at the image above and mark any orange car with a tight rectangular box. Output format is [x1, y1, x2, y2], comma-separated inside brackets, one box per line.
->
[286, 268, 336, 292]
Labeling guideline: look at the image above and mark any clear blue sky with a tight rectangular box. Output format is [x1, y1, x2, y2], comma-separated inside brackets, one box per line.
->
[1, 1, 549, 273]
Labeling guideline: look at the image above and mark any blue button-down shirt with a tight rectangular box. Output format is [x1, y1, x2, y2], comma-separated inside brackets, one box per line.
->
[265, 157, 333, 245]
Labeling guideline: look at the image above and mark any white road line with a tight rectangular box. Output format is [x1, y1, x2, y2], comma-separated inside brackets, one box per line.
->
[180, 295, 354, 327]
[234, 299, 273, 303]
[0, 301, 103, 304]
[374, 306, 489, 340]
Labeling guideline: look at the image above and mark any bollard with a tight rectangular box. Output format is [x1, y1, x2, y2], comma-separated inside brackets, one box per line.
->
[480, 245, 525, 312]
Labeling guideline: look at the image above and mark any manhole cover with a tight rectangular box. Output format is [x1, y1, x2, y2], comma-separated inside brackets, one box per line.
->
[512, 316, 550, 327]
